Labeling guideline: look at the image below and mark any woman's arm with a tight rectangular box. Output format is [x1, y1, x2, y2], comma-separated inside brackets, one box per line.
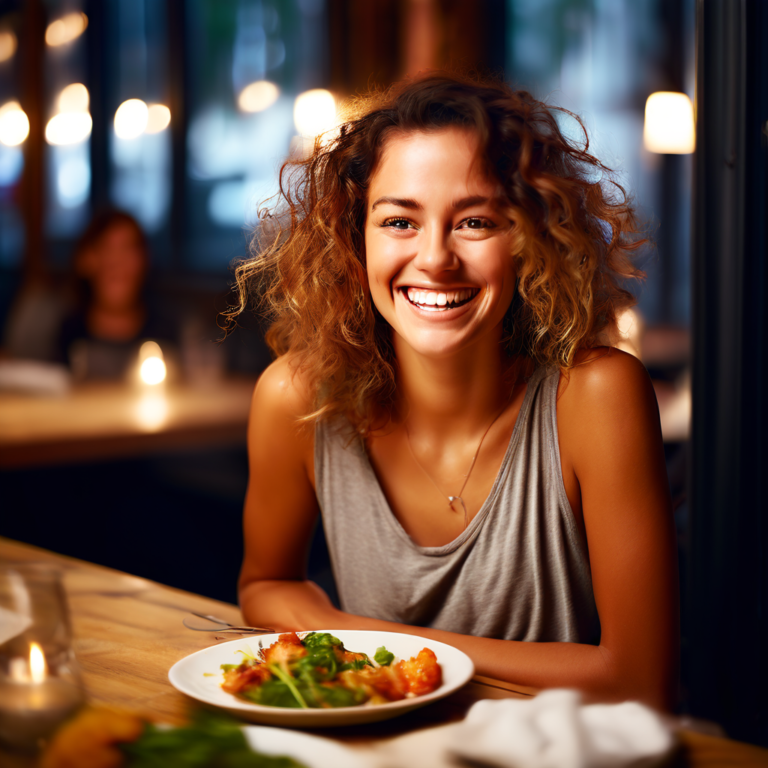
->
[239, 356, 325, 627]
[240, 351, 679, 711]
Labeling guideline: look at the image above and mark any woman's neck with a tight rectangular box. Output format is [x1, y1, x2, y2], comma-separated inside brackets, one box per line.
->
[393, 334, 521, 441]
[87, 304, 145, 342]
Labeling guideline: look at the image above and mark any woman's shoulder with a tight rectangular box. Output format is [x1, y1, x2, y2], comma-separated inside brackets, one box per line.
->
[555, 346, 660, 449]
[557, 346, 653, 404]
[251, 354, 314, 423]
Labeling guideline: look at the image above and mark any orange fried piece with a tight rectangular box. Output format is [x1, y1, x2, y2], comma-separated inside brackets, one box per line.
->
[40, 707, 145, 768]
[338, 647, 369, 666]
[262, 632, 307, 665]
[340, 665, 406, 703]
[396, 648, 443, 696]
[221, 661, 271, 693]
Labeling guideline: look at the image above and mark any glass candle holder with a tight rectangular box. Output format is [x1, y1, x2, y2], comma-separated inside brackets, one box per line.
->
[0, 565, 85, 752]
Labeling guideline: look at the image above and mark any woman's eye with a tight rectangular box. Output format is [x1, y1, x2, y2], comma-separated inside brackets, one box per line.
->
[382, 218, 414, 230]
[458, 217, 494, 230]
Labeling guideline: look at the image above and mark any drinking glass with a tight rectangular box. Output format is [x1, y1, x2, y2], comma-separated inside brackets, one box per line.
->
[0, 565, 85, 752]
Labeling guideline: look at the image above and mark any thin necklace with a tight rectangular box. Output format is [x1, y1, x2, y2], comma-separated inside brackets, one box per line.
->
[404, 400, 510, 530]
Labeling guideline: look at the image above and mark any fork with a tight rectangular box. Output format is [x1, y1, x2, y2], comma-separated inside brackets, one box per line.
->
[183, 611, 275, 635]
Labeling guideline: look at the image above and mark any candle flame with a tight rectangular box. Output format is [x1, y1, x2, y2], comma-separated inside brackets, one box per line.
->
[138, 341, 166, 385]
[140, 357, 166, 385]
[29, 643, 47, 682]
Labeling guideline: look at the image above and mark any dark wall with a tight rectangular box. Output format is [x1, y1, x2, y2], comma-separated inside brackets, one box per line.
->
[688, 0, 768, 746]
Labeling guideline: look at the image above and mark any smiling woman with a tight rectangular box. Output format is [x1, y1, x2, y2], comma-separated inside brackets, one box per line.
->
[225, 73, 679, 712]
[365, 128, 518, 362]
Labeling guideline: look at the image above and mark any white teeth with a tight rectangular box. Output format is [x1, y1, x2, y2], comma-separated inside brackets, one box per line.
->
[405, 287, 476, 309]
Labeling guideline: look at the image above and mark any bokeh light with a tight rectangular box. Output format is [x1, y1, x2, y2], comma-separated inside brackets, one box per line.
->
[114, 99, 149, 140]
[138, 341, 167, 386]
[644, 92, 695, 154]
[238, 81, 280, 113]
[0, 101, 30, 147]
[45, 13, 88, 47]
[140, 356, 167, 385]
[145, 104, 171, 134]
[0, 29, 17, 63]
[45, 112, 92, 145]
[293, 89, 337, 138]
[135, 393, 168, 431]
[58, 83, 89, 113]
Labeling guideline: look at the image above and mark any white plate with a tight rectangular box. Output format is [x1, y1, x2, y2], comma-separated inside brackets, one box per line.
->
[169, 629, 475, 727]
[242, 725, 360, 767]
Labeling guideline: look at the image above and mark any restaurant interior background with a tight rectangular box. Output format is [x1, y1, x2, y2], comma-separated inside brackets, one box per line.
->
[0, 0, 765, 746]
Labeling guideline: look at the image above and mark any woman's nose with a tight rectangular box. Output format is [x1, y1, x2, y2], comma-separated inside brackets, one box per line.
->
[413, 228, 459, 273]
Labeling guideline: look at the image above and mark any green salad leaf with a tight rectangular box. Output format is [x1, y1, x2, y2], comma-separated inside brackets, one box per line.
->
[374, 646, 395, 666]
[122, 710, 305, 767]
[301, 632, 342, 649]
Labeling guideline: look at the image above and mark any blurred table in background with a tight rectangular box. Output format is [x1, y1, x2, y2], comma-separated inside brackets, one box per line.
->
[0, 378, 257, 468]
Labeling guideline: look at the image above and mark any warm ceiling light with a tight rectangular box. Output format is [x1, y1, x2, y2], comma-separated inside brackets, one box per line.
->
[29, 643, 47, 683]
[45, 112, 92, 145]
[644, 92, 695, 154]
[0, 30, 17, 63]
[145, 104, 171, 134]
[293, 89, 337, 138]
[0, 101, 30, 146]
[238, 81, 280, 113]
[58, 83, 89, 113]
[45, 12, 88, 47]
[114, 99, 148, 140]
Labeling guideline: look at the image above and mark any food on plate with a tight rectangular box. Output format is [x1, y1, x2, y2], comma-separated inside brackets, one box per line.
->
[220, 631, 443, 709]
[41, 708, 305, 768]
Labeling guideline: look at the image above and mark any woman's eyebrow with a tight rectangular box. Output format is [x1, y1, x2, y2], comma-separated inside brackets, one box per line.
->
[369, 194, 503, 212]
[452, 195, 502, 210]
[370, 196, 422, 212]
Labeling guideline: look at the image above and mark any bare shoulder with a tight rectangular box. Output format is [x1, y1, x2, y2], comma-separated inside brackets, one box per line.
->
[557, 347, 656, 413]
[556, 347, 663, 477]
[251, 354, 314, 422]
[249, 354, 316, 474]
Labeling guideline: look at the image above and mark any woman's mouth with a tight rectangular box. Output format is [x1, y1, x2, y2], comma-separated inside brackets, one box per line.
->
[402, 287, 479, 312]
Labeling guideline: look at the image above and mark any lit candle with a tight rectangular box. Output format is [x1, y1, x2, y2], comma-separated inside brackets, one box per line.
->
[0, 643, 84, 752]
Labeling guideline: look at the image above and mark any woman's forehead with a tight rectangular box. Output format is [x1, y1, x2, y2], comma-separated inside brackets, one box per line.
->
[368, 126, 496, 200]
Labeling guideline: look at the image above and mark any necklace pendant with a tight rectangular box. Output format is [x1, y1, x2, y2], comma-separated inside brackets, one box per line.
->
[448, 496, 470, 529]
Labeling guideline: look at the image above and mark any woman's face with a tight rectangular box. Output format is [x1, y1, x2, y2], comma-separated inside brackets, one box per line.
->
[364, 126, 516, 361]
[79, 222, 146, 310]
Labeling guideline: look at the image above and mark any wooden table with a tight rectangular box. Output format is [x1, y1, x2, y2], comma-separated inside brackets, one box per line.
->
[0, 378, 256, 468]
[1, 538, 766, 767]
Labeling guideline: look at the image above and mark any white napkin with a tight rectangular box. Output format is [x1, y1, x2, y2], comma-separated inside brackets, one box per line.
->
[0, 360, 71, 395]
[372, 689, 675, 768]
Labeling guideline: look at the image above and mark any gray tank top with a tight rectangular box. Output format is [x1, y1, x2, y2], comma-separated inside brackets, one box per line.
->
[314, 366, 600, 644]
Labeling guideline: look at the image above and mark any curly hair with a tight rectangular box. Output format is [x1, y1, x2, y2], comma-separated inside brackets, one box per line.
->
[225, 71, 645, 434]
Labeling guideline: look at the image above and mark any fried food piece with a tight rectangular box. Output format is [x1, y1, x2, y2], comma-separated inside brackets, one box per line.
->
[262, 632, 307, 665]
[221, 660, 271, 693]
[40, 707, 145, 768]
[396, 648, 443, 696]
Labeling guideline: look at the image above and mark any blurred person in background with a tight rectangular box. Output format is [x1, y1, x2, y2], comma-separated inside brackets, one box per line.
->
[55, 209, 176, 380]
